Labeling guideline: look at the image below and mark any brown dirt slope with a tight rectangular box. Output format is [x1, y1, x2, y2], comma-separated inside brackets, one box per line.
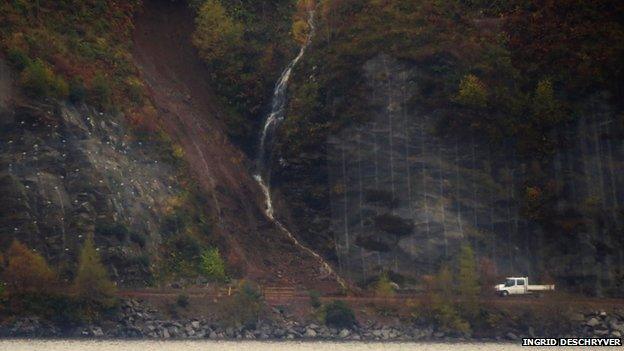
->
[132, 0, 340, 291]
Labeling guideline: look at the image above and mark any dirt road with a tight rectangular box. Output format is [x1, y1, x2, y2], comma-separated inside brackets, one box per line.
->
[119, 287, 624, 310]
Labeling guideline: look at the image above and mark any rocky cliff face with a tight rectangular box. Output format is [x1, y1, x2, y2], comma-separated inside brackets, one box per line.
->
[276, 53, 624, 294]
[0, 62, 185, 285]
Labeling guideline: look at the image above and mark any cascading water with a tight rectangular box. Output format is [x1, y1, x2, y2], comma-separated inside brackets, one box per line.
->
[254, 7, 347, 290]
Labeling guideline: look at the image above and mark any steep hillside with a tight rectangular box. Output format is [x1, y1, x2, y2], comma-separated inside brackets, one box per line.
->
[0, 0, 181, 286]
[2, 0, 623, 298]
[266, 0, 624, 295]
[0, 86, 181, 286]
[0, 0, 344, 291]
[132, 0, 341, 289]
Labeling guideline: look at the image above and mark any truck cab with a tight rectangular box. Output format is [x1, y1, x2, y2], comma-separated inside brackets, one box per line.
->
[495, 277, 528, 296]
[494, 276, 555, 297]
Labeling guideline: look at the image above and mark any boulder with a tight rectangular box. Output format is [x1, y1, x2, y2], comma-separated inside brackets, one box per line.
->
[339, 329, 350, 338]
[586, 318, 601, 327]
[304, 328, 317, 338]
[506, 332, 518, 340]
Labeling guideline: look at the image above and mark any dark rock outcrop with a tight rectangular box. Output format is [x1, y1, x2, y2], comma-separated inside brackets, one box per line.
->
[0, 98, 182, 285]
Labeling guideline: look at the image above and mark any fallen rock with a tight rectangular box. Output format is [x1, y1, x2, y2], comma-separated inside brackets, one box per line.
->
[586, 318, 601, 327]
[339, 329, 350, 338]
[304, 328, 317, 338]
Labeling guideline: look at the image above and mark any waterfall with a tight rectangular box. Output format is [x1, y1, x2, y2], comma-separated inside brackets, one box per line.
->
[256, 7, 314, 178]
[253, 7, 347, 290]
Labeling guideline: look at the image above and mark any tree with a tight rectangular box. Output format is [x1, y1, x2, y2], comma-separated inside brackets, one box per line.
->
[2, 240, 57, 296]
[531, 79, 564, 126]
[20, 59, 68, 99]
[192, 0, 243, 64]
[435, 265, 454, 300]
[90, 73, 112, 110]
[428, 265, 470, 334]
[199, 247, 227, 282]
[374, 272, 396, 298]
[456, 74, 487, 109]
[73, 235, 116, 311]
[324, 300, 356, 329]
[457, 243, 480, 317]
[291, 18, 309, 44]
[219, 280, 264, 328]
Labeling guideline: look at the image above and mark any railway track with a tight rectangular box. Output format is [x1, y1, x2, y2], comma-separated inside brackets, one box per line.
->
[119, 288, 624, 309]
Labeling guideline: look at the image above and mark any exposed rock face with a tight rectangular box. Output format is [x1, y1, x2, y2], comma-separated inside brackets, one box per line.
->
[0, 96, 181, 284]
[279, 53, 624, 293]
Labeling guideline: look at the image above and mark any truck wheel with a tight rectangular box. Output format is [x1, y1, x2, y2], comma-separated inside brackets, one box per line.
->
[499, 291, 509, 297]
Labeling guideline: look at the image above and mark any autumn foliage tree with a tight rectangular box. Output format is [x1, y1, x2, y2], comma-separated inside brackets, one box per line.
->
[456, 74, 488, 109]
[457, 244, 480, 318]
[374, 272, 396, 298]
[2, 240, 58, 297]
[73, 236, 117, 316]
[192, 0, 243, 65]
[426, 265, 470, 334]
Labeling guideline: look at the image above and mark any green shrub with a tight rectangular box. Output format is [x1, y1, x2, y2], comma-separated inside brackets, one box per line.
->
[129, 231, 147, 248]
[69, 77, 86, 104]
[176, 294, 189, 308]
[128, 254, 150, 268]
[218, 281, 264, 329]
[308, 290, 321, 309]
[7, 48, 30, 70]
[323, 300, 356, 329]
[11, 292, 82, 325]
[374, 213, 414, 236]
[171, 234, 202, 260]
[19, 59, 68, 99]
[374, 272, 396, 298]
[455, 74, 488, 109]
[20, 60, 48, 97]
[90, 73, 112, 110]
[125, 76, 144, 104]
[199, 247, 227, 282]
[95, 221, 129, 242]
[429, 295, 471, 334]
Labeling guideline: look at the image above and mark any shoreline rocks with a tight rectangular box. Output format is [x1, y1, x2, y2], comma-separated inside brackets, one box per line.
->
[1, 300, 623, 342]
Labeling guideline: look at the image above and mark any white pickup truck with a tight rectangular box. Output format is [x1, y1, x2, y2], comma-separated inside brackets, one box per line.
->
[495, 276, 555, 297]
